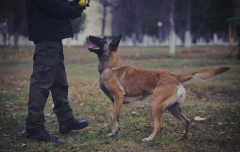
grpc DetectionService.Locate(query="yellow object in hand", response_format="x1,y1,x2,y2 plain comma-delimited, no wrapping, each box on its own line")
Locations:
78,0,85,7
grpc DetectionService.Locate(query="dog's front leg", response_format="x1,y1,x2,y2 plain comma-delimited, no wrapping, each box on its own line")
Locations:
107,95,123,137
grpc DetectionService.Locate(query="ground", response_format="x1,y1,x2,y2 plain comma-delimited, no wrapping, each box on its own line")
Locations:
0,46,239,152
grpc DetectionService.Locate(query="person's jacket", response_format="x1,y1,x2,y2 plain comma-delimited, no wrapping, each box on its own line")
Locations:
26,0,77,41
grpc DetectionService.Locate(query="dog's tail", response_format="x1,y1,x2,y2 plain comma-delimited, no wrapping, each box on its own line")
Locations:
178,67,230,83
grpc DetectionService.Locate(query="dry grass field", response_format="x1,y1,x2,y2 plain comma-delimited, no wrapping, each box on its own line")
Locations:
0,45,239,151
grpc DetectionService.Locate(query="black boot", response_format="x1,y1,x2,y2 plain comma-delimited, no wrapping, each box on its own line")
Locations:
59,117,88,134
26,129,59,141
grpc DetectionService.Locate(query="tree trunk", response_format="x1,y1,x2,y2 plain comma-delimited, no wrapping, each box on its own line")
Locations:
137,23,143,43
14,32,19,48
158,27,162,45
169,28,175,54
131,33,137,46
67,38,71,48
23,36,27,46
238,37,240,60
101,5,107,37
213,33,218,44
184,31,191,47
8,34,11,46
144,24,149,46
184,0,191,48
169,0,175,54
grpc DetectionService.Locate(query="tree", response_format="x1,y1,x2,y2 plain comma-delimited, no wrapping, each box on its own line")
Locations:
111,0,163,46
111,0,236,46
100,0,111,37
169,0,175,54
203,0,235,33
184,0,191,47
0,0,27,48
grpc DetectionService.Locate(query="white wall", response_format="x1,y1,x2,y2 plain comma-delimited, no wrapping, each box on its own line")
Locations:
63,0,112,46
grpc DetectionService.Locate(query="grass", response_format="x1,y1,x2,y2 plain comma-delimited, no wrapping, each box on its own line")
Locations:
0,45,240,151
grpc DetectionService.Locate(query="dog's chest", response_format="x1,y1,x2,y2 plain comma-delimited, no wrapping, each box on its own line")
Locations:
99,69,111,87
99,69,114,101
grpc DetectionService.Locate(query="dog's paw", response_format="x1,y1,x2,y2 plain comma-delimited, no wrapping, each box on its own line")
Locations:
107,127,120,137
107,133,116,137
181,131,187,137
141,138,152,142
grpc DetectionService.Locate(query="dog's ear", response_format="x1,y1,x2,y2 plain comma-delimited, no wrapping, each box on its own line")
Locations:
110,34,122,51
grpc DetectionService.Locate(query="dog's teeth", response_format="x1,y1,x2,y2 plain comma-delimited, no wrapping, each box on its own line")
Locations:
89,45,99,49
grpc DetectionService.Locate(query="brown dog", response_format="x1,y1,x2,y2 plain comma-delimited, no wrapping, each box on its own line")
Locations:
88,35,230,142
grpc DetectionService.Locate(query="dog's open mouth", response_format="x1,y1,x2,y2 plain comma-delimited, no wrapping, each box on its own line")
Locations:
88,35,102,52
88,45,99,52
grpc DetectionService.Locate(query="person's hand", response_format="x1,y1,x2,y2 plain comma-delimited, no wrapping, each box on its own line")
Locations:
69,0,90,7
70,6,86,20
69,0,80,6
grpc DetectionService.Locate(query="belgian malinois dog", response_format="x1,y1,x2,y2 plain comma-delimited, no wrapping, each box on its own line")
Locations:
88,35,230,142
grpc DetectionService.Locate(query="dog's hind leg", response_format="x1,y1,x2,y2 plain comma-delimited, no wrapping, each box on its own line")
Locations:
142,84,177,142
167,103,190,137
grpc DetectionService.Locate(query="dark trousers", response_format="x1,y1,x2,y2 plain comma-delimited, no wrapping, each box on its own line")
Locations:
26,41,73,132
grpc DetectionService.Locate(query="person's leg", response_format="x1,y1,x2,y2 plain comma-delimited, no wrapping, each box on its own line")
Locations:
49,41,88,133
26,41,64,134
50,41,73,122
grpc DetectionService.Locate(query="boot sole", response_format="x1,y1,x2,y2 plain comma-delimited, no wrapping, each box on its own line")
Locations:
26,135,59,142
59,123,88,134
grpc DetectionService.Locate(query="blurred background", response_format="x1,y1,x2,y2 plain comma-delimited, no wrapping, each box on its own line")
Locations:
0,0,240,49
